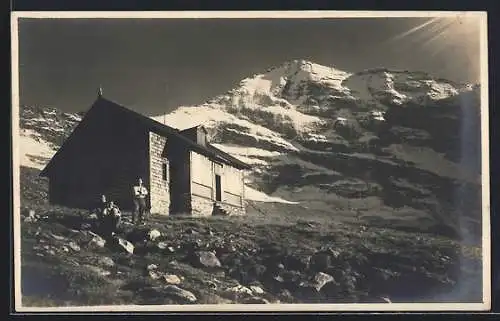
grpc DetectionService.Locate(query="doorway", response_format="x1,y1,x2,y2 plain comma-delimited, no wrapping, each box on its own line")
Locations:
215,174,222,202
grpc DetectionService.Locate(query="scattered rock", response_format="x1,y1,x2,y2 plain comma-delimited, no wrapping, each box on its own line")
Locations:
278,289,294,302
193,251,221,268
24,210,37,222
273,275,285,283
164,285,197,303
243,297,270,304
167,246,176,253
227,285,253,295
89,235,106,248
163,274,182,285
61,246,69,253
148,229,161,241
97,256,115,268
88,213,99,220
205,280,218,290
80,223,92,230
312,272,335,291
147,264,158,271
157,242,168,250
50,233,66,241
68,242,81,251
185,228,200,235
115,237,134,254
24,216,37,223
148,271,162,280
249,285,265,294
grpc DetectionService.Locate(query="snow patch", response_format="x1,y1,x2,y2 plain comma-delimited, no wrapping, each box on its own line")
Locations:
19,129,56,170
245,186,299,204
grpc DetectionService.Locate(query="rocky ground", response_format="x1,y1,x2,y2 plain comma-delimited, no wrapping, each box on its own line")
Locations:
19,170,483,307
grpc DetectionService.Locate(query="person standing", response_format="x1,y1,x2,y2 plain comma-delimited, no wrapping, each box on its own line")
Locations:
132,177,148,225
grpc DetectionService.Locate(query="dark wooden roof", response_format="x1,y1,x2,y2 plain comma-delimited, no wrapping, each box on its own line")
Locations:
40,96,251,175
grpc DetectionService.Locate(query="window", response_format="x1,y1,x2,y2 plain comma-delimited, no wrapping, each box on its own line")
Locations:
162,160,168,181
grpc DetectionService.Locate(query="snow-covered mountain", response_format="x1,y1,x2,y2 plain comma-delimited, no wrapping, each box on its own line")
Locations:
18,59,482,239
18,105,83,170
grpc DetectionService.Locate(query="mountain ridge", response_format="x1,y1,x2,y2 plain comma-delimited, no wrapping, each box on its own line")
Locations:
18,60,482,240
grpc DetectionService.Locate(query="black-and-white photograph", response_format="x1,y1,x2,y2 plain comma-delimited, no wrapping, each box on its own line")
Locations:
11,11,490,312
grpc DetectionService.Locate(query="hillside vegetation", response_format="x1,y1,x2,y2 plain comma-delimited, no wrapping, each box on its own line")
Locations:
20,166,482,306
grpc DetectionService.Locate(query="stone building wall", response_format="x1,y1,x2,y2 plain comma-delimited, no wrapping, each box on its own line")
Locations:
149,132,170,215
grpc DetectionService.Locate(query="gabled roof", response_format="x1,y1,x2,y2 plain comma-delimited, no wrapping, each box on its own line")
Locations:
40,96,251,175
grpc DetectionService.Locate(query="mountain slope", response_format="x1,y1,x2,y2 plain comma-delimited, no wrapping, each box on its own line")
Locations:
153,60,482,240
18,59,482,240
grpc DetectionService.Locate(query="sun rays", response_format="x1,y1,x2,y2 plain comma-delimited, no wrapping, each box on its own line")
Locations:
379,14,482,80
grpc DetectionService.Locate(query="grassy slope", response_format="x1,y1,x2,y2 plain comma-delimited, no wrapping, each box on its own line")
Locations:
18,166,483,307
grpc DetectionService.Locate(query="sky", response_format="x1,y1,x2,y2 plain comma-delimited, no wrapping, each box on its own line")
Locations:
17,15,483,117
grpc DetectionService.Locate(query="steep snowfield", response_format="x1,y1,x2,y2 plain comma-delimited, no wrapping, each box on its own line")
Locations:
343,69,462,107
153,105,300,152
18,129,57,170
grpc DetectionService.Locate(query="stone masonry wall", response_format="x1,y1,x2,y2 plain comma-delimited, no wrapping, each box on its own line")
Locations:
191,195,214,217
149,132,170,215
191,194,246,217
218,202,246,216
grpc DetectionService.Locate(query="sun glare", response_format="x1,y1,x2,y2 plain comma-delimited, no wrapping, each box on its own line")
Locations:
386,14,481,59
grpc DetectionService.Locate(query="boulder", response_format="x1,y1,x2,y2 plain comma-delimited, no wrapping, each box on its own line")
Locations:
88,234,106,248
68,241,81,252
147,264,158,271
163,274,182,285
226,285,253,295
249,285,265,295
193,251,221,268
163,285,197,303
157,241,168,250
148,229,161,241
312,272,335,291
111,237,134,254
148,271,162,280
